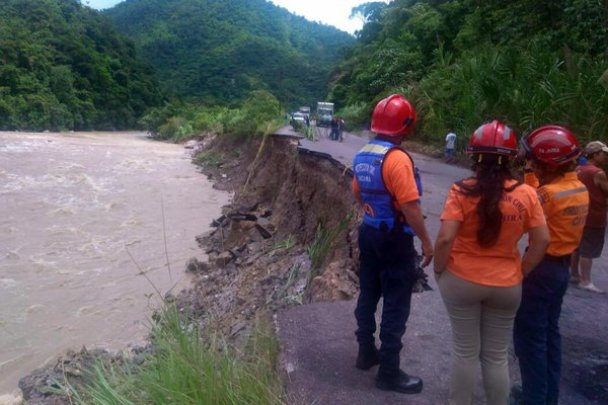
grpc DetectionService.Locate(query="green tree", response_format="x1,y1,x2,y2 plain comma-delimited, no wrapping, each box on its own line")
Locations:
0,0,162,131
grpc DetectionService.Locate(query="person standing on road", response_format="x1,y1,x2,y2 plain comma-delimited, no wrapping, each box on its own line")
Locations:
339,117,346,142
570,141,608,293
352,94,434,394
433,120,549,405
515,126,589,404
445,130,457,162
330,116,340,140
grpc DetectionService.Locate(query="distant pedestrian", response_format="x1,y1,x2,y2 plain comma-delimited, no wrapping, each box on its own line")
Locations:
445,130,457,162
570,141,608,293
434,120,549,405
338,117,345,142
330,116,340,140
515,126,589,404
352,94,433,394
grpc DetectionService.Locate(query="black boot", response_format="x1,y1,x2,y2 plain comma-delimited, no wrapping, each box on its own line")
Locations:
375,369,423,394
355,345,379,370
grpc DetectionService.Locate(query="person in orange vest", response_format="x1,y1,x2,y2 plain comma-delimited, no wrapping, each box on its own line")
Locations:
434,120,549,405
570,141,608,293
352,94,433,394
514,126,589,404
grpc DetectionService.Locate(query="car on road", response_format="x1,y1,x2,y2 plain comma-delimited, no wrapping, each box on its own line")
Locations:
290,112,307,128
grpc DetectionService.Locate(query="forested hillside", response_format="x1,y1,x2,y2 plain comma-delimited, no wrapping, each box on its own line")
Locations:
0,0,162,131
104,0,355,108
332,0,608,145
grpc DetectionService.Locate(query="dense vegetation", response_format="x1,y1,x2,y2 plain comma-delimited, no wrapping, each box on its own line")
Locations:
0,0,162,131
105,0,355,109
141,90,284,141
332,0,608,145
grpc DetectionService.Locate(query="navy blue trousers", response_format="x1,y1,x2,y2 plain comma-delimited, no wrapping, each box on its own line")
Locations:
514,256,570,405
354,224,416,377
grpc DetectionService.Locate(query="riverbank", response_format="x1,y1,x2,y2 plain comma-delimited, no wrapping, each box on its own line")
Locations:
0,131,229,404
17,129,361,403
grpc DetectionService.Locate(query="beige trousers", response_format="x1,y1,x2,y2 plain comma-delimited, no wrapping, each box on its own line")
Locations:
437,271,522,405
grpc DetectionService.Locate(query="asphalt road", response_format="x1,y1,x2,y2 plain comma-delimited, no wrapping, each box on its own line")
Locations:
276,126,608,404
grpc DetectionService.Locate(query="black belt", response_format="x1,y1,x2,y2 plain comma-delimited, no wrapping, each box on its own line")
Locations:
545,254,571,263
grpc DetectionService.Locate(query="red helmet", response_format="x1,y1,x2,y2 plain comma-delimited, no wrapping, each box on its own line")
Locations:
521,125,581,167
467,120,518,157
370,94,416,136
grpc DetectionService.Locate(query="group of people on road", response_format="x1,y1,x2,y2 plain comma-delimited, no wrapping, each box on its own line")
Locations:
352,94,607,404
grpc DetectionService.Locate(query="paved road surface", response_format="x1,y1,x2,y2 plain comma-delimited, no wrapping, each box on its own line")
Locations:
275,126,608,404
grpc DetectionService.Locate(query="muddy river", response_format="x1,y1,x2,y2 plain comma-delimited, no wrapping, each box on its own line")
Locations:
0,131,229,401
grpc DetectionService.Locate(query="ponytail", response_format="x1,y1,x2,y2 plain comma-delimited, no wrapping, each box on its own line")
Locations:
456,155,519,247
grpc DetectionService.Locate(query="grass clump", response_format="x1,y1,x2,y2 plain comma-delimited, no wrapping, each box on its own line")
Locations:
194,151,224,168
307,214,352,274
74,305,284,405
269,235,296,257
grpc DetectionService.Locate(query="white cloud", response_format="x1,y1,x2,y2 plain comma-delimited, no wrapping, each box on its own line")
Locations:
84,0,384,34
82,0,121,10
270,0,378,34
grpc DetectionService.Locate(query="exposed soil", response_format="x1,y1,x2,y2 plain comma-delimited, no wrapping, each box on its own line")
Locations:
181,133,361,333
18,132,361,404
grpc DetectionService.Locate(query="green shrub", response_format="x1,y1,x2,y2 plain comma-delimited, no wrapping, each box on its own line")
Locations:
158,116,190,140
194,151,224,168
141,90,283,142
73,305,284,405
335,102,370,132
229,90,283,138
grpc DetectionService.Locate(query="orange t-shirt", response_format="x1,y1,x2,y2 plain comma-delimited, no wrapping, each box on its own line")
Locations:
352,149,419,206
524,171,540,189
441,179,546,287
537,172,589,256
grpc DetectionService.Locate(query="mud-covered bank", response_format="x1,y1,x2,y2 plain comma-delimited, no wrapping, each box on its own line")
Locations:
176,133,362,337
19,132,361,404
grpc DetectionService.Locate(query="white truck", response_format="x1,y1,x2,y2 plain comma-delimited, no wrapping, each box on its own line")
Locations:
316,101,334,127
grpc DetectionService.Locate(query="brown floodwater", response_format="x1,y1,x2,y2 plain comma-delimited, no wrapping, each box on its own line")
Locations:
0,131,229,402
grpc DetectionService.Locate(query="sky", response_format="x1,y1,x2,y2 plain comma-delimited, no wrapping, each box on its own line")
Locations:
84,0,387,34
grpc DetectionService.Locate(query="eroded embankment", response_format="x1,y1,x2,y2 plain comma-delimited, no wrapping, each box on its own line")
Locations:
180,133,362,338
18,133,362,404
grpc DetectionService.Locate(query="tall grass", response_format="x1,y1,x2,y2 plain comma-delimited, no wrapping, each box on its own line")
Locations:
307,214,352,275
410,42,608,146
74,305,284,405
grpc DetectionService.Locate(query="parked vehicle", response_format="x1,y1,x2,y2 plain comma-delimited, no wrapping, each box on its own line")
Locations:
290,112,306,129
299,106,311,117
316,102,334,127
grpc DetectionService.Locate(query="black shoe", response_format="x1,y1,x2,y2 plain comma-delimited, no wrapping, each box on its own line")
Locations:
375,370,423,394
355,346,379,370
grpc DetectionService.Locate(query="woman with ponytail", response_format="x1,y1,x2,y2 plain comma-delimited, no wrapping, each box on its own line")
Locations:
433,121,550,405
